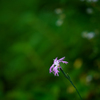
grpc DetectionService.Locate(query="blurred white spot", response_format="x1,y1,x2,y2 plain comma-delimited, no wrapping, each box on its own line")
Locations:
56,19,63,26
82,31,95,39
87,32,95,39
87,0,98,2
86,8,93,14
87,0,92,2
86,75,92,83
55,8,62,14
92,0,98,2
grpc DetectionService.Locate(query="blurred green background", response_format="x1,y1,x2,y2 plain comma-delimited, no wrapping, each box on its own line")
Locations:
0,0,100,100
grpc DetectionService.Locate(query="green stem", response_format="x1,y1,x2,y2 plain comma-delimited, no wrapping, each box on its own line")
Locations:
60,68,82,100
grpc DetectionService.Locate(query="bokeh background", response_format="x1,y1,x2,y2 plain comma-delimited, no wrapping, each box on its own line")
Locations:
0,0,100,100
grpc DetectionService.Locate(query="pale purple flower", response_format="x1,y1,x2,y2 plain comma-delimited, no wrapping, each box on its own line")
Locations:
49,57,68,76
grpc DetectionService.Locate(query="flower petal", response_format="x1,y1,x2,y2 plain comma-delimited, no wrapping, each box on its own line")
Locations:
53,66,59,76
53,57,58,63
49,64,54,73
61,61,68,64
59,57,65,62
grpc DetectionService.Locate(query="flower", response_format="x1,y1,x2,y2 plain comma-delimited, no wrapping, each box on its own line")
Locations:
82,31,95,39
49,57,68,76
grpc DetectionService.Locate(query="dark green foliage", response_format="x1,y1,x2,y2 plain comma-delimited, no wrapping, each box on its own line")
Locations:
0,0,100,100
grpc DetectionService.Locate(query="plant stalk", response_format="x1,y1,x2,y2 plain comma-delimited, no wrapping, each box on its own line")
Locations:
60,68,82,100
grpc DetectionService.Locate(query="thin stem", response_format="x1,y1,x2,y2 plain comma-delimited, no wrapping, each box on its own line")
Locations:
60,68,82,100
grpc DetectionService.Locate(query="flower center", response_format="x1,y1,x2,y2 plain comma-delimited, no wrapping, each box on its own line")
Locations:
54,60,59,67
